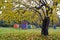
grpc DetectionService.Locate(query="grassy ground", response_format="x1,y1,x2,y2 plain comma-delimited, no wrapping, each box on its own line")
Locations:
0,27,60,40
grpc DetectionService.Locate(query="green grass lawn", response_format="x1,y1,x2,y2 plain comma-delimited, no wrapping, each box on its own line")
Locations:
0,27,60,40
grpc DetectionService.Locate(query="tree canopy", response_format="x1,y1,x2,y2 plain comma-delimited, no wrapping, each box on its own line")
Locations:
0,0,59,26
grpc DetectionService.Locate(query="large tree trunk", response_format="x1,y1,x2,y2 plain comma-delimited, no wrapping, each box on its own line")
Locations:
41,17,50,35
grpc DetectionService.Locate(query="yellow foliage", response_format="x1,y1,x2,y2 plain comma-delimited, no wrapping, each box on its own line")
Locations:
0,0,59,25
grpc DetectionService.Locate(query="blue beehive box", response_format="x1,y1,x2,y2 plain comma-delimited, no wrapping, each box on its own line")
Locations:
21,23,26,29
53,24,56,29
28,24,31,29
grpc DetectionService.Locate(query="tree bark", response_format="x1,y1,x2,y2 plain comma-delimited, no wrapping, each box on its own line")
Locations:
41,17,50,35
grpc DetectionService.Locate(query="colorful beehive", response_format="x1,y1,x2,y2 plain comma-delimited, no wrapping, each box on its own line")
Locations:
21,23,27,29
21,20,28,29
14,23,19,28
53,24,56,29
27,24,31,29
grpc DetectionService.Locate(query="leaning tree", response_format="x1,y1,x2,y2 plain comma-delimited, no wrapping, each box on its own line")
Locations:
12,0,58,35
